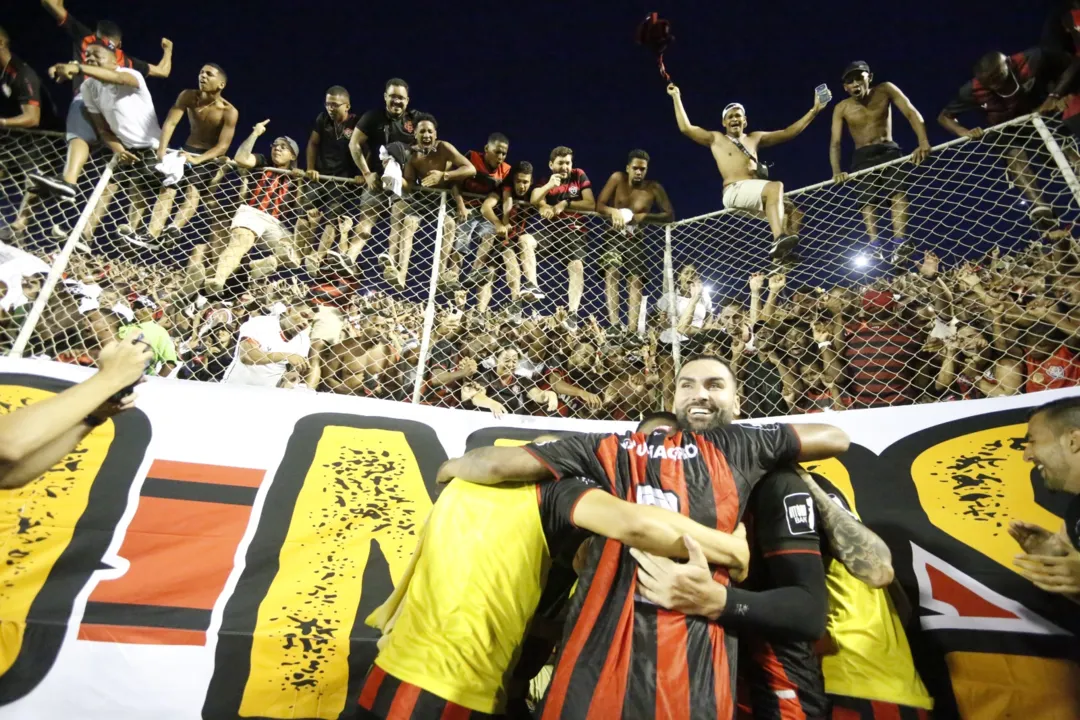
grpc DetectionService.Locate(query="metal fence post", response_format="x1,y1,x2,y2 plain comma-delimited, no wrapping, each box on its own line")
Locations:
9,160,116,358
411,191,446,404
1031,115,1080,208
663,224,680,375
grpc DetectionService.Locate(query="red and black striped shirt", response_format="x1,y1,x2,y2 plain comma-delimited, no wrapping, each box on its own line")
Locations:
248,153,293,220
460,150,511,206
842,320,917,409
524,424,802,720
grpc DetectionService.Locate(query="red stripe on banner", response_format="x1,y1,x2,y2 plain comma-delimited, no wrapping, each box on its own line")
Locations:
147,459,265,487
87,497,252,610
77,624,205,646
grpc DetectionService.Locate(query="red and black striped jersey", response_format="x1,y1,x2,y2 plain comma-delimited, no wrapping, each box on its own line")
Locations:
460,150,510,205
524,424,802,720
738,469,832,720
248,154,294,220
842,320,917,409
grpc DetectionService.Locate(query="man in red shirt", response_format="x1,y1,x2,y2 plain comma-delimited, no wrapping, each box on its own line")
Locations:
1025,325,1080,393
453,133,511,294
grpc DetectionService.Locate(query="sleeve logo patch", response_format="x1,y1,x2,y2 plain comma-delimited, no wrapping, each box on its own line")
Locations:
784,492,816,535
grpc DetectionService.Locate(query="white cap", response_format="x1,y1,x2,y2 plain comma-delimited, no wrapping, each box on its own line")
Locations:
723,103,746,119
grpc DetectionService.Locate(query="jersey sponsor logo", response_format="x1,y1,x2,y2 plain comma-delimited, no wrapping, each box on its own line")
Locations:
783,492,816,535
618,437,699,460
635,485,679,512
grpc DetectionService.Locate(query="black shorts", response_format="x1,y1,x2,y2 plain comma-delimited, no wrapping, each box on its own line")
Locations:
534,222,587,263
301,179,364,216
179,144,225,192
117,147,164,196
828,694,932,720
599,226,651,279
357,665,504,719
851,142,908,208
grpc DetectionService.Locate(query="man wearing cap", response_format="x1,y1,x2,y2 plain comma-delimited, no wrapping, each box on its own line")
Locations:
667,83,826,262
830,61,931,258
207,119,303,294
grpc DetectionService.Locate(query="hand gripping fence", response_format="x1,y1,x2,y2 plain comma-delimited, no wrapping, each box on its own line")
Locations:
2,112,1079,420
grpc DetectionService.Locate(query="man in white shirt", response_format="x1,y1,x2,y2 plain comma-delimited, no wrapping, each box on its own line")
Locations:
224,304,314,388
46,39,162,245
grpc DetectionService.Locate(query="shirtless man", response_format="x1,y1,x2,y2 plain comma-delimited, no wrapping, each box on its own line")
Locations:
402,113,475,289
668,83,826,262
596,149,673,335
830,61,931,257
143,64,238,248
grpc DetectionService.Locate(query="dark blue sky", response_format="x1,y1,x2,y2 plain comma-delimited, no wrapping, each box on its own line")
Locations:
3,1,1051,218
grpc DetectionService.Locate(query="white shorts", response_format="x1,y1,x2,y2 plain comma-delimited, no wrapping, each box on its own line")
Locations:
310,305,345,344
722,179,780,221
231,204,287,246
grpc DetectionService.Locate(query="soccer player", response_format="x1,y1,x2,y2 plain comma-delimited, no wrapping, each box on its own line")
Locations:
402,113,475,289
1012,396,1080,602
454,132,512,294
360,428,752,720
830,61,931,257
144,63,237,248
668,83,826,262
595,149,674,335
531,147,595,331
439,354,851,719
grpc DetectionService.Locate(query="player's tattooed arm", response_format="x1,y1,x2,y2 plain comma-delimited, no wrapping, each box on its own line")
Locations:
795,467,894,589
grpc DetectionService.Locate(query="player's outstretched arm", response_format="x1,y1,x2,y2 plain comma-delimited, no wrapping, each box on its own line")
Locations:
790,423,850,461
437,446,552,486
796,467,894,588
571,489,749,572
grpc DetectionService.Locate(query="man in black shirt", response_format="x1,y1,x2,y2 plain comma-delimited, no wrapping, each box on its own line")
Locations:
1012,396,1080,603
0,27,57,130
347,78,423,262
300,85,366,276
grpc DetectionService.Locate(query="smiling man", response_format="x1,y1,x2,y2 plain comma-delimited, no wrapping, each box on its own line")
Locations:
1011,396,1080,604
439,354,851,719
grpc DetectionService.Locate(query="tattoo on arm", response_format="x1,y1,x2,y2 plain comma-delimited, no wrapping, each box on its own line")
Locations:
800,472,894,588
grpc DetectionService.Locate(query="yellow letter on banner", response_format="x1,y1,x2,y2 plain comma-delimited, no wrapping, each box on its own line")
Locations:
0,386,115,677
238,426,434,719
910,424,1061,574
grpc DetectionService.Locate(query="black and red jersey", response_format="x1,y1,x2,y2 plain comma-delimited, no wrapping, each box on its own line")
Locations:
842,320,918,409
542,167,592,233
500,178,531,240
942,47,1067,125
0,55,59,129
58,11,151,94
460,150,511,204
738,469,836,720
524,424,802,720
248,153,294,220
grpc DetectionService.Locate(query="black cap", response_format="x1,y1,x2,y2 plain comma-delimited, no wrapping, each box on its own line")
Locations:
842,61,870,81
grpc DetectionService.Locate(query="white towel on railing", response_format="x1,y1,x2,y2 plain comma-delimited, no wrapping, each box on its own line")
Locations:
379,145,404,197
154,149,187,187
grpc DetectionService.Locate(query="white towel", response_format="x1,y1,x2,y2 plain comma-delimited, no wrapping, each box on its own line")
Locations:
154,149,187,187
379,146,404,197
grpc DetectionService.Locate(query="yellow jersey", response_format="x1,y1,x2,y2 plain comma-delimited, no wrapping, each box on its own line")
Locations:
368,477,592,714
819,482,933,710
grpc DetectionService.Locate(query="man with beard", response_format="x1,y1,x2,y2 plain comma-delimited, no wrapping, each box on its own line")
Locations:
359,427,753,720
830,61,931,258
403,113,475,288
144,63,237,248
596,149,674,336
668,84,826,262
348,78,423,270
438,354,850,719
1011,396,1080,603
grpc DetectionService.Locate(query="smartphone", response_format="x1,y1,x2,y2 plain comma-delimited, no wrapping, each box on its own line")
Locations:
815,84,833,105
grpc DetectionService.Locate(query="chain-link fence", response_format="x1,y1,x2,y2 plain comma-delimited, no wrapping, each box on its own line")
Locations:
2,113,1079,421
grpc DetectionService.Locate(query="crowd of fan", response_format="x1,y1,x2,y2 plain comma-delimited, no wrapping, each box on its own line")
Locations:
1,1,1080,421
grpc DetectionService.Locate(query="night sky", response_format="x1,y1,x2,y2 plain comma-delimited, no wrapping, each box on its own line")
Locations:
1,1,1052,219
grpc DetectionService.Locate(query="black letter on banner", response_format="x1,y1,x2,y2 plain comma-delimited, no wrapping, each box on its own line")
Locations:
203,413,445,720
0,373,150,705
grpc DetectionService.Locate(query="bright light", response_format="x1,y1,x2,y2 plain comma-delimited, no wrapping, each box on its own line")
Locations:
1020,199,1029,206
853,254,870,268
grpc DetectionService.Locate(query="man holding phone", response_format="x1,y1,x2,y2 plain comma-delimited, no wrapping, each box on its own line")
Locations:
830,61,932,260
668,84,828,263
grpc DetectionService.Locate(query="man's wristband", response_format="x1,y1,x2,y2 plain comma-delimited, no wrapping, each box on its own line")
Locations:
83,413,107,428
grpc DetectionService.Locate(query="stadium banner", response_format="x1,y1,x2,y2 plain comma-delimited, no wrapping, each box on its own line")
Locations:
0,358,1076,719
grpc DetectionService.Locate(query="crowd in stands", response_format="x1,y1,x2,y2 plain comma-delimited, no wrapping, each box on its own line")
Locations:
0,1,1079,422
